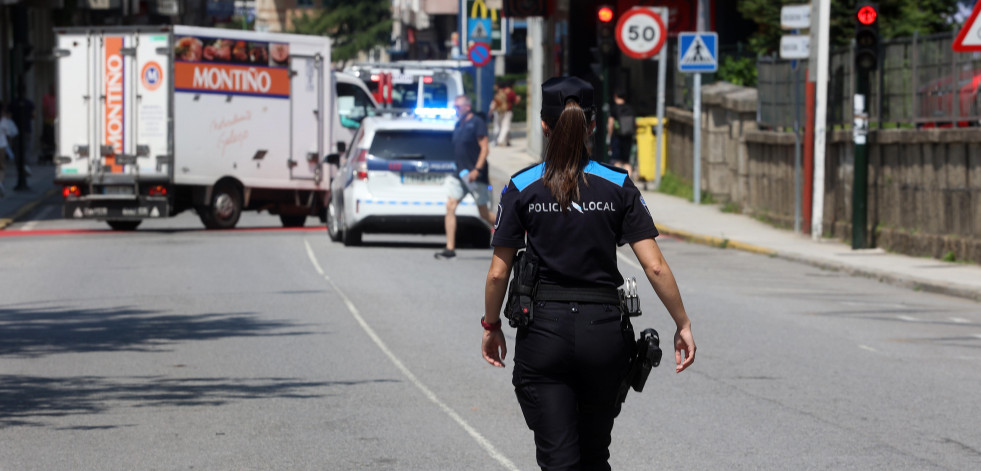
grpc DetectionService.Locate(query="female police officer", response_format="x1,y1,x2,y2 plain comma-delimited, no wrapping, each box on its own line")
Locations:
480,76,695,471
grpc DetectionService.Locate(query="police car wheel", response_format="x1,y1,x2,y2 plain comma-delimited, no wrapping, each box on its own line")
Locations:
107,220,142,231
464,228,492,248
342,226,362,246
327,199,342,242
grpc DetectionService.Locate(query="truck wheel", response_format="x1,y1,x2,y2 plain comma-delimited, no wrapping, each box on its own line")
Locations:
342,226,362,246
327,199,343,242
201,183,242,229
107,220,142,231
279,215,307,227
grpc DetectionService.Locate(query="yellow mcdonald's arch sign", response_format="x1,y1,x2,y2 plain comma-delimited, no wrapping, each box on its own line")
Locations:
470,0,498,21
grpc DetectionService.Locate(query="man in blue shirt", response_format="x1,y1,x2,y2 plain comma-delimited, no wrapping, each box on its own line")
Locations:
435,95,495,259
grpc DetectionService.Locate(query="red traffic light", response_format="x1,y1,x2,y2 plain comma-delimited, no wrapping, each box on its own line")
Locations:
598,6,614,23
857,5,877,25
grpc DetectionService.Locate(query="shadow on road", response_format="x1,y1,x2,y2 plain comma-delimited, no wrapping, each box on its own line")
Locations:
0,304,314,358
0,374,398,428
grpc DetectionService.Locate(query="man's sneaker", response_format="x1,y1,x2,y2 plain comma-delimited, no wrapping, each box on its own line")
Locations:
434,248,456,260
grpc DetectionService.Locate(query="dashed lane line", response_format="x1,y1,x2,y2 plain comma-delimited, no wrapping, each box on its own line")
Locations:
303,240,519,471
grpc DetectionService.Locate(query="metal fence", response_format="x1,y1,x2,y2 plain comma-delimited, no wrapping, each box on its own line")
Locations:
758,31,981,129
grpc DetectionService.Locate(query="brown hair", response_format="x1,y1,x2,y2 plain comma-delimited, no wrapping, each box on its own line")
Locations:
542,100,591,212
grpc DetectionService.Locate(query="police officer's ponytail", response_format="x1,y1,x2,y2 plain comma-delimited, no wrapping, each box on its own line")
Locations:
543,100,590,213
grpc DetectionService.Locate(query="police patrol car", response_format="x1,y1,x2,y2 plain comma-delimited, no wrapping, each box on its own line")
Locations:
326,110,492,246
345,60,466,110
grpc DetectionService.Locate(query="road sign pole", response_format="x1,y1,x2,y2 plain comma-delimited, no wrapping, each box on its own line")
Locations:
793,58,802,234
655,28,667,189
693,71,701,204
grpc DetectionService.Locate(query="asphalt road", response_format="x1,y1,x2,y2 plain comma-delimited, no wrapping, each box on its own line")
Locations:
2,209,980,470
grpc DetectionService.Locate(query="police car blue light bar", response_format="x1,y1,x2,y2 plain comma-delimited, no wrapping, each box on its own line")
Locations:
414,107,457,120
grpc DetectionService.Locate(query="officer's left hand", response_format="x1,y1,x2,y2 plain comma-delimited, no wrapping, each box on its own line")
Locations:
482,330,507,368
468,169,480,183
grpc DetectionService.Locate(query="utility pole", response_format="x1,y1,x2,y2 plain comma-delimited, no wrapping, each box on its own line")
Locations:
811,0,831,240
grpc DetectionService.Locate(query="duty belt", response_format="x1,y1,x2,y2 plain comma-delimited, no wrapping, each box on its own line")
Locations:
534,285,621,304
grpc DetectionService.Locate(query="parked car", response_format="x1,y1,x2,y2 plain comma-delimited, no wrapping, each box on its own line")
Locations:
325,113,492,247
916,68,981,127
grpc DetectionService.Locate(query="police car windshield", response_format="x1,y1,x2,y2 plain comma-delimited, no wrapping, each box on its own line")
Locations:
369,130,454,161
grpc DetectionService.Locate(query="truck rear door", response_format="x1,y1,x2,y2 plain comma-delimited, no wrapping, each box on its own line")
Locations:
56,29,171,200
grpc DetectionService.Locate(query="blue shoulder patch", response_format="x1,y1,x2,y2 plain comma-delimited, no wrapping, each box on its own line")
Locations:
511,163,546,191
584,160,627,187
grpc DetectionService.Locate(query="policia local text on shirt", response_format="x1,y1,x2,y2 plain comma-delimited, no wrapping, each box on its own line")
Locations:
480,77,696,471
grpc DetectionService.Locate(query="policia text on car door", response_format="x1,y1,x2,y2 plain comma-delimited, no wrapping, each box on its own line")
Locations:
480,76,696,471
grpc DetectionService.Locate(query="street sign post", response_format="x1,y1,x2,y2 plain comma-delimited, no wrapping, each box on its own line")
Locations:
468,42,492,67
678,32,717,204
953,0,981,52
780,4,811,235
614,8,667,60
780,4,811,30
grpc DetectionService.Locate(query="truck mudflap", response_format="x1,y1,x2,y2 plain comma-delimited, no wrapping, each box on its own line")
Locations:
64,197,169,220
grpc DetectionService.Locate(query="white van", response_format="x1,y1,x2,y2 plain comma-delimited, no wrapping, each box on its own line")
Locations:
54,25,377,230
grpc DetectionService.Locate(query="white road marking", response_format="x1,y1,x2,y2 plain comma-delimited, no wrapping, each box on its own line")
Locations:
949,317,970,324
20,204,57,231
973,334,981,340
897,315,918,322
617,250,642,271
859,345,878,353
303,239,519,471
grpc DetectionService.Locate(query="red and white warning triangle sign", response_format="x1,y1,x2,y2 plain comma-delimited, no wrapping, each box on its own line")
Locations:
953,1,981,52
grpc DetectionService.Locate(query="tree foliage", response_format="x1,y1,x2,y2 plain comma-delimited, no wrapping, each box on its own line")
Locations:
738,0,959,56
291,0,393,66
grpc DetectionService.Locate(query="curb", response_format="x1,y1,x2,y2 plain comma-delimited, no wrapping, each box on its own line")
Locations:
658,223,981,303
655,224,777,256
0,187,59,230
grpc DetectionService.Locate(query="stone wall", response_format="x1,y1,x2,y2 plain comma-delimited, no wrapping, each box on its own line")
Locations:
664,82,981,264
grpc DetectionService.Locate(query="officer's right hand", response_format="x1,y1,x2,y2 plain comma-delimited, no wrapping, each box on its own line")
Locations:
674,326,695,373
482,330,508,368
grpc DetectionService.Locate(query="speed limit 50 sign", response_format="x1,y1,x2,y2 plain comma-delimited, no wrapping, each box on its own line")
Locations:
615,8,667,60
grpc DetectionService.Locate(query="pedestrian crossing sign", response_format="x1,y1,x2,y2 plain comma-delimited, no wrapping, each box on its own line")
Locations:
678,32,718,73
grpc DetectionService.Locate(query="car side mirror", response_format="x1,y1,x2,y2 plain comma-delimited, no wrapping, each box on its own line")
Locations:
324,153,341,165
337,141,347,154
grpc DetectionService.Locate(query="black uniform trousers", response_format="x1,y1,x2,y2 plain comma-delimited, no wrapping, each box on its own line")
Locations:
512,300,633,471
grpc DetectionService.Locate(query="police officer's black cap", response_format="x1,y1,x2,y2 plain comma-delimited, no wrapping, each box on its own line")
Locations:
541,76,594,122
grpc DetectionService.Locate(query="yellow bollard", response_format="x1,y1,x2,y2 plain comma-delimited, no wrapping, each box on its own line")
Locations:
634,116,668,182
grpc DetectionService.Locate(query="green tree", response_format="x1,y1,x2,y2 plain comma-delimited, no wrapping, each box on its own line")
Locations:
291,0,393,66
738,0,958,56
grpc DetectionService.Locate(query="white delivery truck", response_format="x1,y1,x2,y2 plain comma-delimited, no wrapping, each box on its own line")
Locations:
54,25,377,230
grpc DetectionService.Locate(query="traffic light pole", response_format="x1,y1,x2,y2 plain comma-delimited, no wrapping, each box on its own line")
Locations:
852,67,870,249
599,59,609,163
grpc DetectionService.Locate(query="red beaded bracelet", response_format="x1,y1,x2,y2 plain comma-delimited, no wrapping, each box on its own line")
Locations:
481,316,502,331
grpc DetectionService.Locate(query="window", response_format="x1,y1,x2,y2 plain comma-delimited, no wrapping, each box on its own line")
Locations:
296,0,318,8
368,130,454,161
337,82,375,128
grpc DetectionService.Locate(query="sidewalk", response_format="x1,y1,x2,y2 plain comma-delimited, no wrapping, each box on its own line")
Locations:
0,162,59,230
488,135,981,303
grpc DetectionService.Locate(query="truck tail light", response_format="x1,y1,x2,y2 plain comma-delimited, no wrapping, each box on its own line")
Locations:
62,185,82,198
423,76,433,84
148,185,168,196
355,149,368,180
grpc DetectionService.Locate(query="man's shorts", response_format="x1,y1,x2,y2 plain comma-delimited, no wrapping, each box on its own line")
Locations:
445,175,491,206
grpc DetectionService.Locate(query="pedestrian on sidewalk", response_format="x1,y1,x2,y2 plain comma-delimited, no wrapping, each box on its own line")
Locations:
435,95,496,260
607,88,636,180
0,102,20,197
10,83,36,177
481,76,695,470
490,80,520,147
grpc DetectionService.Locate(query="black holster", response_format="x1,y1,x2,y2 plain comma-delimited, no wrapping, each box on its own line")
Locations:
615,328,663,408
503,250,539,328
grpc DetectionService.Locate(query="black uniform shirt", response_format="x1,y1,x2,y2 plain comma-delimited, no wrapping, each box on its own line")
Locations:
452,114,489,183
492,160,659,288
